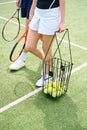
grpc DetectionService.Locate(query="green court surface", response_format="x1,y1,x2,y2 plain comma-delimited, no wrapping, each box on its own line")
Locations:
0,0,87,130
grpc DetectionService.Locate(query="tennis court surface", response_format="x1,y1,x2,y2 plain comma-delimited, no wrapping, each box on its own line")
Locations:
0,0,87,130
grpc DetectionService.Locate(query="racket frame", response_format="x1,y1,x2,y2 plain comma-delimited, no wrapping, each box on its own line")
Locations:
2,9,20,42
10,28,28,62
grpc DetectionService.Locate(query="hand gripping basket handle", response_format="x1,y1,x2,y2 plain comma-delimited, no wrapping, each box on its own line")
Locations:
44,28,73,65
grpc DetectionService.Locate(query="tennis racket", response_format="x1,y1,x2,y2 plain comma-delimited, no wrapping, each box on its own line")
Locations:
2,8,20,42
9,28,28,62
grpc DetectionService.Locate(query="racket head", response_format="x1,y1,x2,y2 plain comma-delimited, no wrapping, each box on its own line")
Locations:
2,9,20,42
10,28,28,62
10,41,25,62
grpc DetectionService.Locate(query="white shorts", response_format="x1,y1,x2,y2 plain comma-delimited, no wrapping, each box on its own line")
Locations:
29,7,61,35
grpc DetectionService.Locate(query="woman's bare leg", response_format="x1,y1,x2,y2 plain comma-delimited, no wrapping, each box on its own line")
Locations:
24,29,45,61
35,34,54,87
42,34,54,74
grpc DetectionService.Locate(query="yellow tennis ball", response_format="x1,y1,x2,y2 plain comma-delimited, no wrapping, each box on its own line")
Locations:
52,87,57,97
53,82,57,88
57,91,61,97
58,81,61,86
52,87,56,92
43,88,48,94
52,91,57,98
43,83,48,94
63,85,67,91
47,86,52,95
48,81,53,87
58,86,61,91
57,81,61,90
45,83,49,88
61,87,65,95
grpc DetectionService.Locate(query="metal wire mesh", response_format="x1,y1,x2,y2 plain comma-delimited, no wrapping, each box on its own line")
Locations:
42,29,73,98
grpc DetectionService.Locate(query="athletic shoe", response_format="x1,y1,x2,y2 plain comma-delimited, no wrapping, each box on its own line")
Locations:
9,60,25,70
35,74,50,87
41,63,45,75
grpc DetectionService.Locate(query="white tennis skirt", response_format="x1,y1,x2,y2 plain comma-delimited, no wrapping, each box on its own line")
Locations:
29,7,61,35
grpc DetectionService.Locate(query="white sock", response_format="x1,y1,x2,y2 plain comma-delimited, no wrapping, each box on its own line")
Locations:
18,51,26,62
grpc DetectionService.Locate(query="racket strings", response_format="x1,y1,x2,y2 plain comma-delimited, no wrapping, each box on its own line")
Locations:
10,28,28,62
2,9,20,42
10,37,26,62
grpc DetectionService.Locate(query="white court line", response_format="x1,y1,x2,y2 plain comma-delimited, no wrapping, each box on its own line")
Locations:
0,1,15,5
0,88,42,113
63,39,87,51
0,62,87,113
71,62,87,74
0,16,25,27
57,37,87,51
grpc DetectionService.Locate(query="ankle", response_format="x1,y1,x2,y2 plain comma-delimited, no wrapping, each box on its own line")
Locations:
18,51,26,61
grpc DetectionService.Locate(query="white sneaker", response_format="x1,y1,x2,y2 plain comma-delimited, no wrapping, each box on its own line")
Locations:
35,74,51,87
9,60,25,70
41,63,45,75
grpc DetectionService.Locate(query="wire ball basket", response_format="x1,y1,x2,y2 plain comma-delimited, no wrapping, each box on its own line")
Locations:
42,29,73,98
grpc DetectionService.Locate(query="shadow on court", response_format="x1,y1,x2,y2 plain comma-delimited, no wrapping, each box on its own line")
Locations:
8,62,42,97
33,93,87,130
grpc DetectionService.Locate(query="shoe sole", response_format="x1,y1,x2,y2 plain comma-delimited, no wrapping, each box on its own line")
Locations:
9,64,25,70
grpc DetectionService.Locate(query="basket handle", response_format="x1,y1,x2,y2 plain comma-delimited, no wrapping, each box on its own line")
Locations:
43,28,73,65
54,28,73,64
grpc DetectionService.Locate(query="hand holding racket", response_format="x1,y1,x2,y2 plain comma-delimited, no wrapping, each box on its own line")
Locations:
9,28,28,62
2,8,20,42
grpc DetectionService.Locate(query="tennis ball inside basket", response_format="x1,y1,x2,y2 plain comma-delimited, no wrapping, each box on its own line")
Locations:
52,88,57,98
57,90,61,97
47,86,52,95
57,81,61,90
52,90,57,98
47,81,53,94
48,81,53,87
43,88,48,94
52,92,56,98
53,82,57,88
61,87,65,95
63,85,67,91
43,84,48,94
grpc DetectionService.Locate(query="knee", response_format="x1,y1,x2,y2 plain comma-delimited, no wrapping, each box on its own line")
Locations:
42,44,51,54
24,44,36,53
42,44,52,59
42,44,47,54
